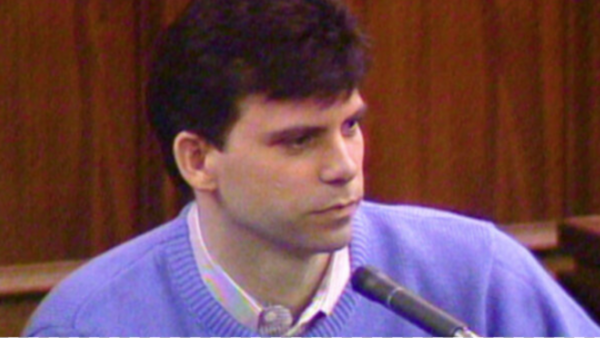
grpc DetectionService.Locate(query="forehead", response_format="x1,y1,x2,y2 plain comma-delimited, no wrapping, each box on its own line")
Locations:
234,90,366,132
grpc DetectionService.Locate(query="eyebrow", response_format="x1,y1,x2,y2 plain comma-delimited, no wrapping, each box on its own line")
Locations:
264,104,368,144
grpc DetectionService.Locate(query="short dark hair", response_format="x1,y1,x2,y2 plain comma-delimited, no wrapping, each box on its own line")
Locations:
146,0,369,194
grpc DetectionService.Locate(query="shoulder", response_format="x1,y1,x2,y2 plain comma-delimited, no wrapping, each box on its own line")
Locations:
356,201,497,248
24,212,190,336
351,201,600,336
482,227,600,335
354,201,547,268
358,200,492,226
351,201,552,294
352,201,505,285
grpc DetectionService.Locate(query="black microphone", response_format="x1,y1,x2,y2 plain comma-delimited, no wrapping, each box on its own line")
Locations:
351,265,479,337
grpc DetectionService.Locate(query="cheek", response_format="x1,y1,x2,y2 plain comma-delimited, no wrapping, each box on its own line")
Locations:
270,165,315,197
264,158,316,195
219,154,308,201
221,155,270,192
351,133,366,167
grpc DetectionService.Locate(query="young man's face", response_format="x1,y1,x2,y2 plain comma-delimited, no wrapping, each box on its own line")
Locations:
208,90,366,255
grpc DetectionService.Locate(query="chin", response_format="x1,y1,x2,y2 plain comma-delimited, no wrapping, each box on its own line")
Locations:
300,226,353,254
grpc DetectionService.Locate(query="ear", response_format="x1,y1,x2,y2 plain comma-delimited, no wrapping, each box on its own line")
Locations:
173,131,219,192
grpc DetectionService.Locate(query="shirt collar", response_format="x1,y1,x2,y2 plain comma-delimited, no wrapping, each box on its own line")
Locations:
187,203,350,335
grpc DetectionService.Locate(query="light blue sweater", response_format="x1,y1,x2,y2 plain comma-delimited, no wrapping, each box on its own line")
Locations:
24,202,600,336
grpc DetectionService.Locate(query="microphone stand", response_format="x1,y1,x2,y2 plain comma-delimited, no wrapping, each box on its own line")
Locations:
352,265,480,337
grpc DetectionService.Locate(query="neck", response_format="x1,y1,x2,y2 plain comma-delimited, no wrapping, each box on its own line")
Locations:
195,198,332,318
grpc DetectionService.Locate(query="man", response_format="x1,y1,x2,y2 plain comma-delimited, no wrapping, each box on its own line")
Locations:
24,0,600,336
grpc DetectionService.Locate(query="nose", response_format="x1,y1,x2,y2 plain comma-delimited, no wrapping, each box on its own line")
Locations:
319,135,362,185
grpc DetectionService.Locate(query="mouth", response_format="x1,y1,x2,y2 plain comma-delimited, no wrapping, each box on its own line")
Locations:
313,199,361,215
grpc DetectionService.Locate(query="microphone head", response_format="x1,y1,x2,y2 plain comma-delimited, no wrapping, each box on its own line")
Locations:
351,265,400,304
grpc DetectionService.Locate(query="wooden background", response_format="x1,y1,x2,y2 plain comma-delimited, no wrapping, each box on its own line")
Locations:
361,0,600,222
0,0,598,335
0,0,598,265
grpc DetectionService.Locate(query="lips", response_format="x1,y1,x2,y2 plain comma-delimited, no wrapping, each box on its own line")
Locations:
313,199,361,214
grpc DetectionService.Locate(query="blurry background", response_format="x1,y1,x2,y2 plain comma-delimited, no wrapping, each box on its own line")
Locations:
0,0,598,334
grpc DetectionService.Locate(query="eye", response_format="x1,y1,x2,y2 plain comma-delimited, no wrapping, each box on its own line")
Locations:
342,117,362,136
286,134,315,149
279,133,317,154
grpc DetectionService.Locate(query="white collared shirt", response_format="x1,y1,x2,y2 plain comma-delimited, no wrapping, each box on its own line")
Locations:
187,204,350,336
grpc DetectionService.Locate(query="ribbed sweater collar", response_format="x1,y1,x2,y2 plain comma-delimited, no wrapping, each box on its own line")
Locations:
165,205,372,337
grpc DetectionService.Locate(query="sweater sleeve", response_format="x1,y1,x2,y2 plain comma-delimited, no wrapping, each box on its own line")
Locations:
484,229,600,337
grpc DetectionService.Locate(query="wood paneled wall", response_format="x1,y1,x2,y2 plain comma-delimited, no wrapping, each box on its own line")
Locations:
565,0,600,217
0,0,598,267
360,0,600,222
0,0,186,265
